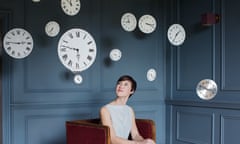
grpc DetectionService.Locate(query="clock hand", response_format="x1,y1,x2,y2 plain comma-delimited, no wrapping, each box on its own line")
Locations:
173,31,181,41
145,23,154,28
6,41,26,45
61,45,79,52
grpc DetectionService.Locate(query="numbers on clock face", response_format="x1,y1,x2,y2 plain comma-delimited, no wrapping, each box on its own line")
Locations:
167,24,186,46
58,28,97,72
121,13,137,32
61,0,81,16
3,28,33,59
138,14,157,34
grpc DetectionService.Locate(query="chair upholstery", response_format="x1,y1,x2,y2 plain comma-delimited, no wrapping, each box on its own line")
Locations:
66,118,156,144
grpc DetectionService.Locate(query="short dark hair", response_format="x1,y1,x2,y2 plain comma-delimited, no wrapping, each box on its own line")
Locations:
117,75,137,98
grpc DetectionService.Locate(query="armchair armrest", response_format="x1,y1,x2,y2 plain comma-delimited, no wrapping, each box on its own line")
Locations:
136,119,156,141
66,119,110,144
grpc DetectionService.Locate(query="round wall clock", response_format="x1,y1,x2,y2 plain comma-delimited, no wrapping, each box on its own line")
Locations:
45,21,60,37
3,28,34,59
74,74,83,84
147,68,157,81
61,0,81,16
109,48,122,61
138,14,157,34
167,24,186,46
58,28,97,73
121,12,137,32
196,79,218,100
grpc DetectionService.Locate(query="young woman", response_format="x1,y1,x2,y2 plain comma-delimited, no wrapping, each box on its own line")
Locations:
100,75,156,144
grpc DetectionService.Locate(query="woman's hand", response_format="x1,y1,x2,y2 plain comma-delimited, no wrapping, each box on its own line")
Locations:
137,139,156,144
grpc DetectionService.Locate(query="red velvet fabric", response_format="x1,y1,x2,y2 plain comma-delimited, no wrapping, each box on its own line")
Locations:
66,118,155,144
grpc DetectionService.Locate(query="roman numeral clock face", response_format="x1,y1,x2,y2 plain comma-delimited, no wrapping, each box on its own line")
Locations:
57,28,97,72
3,28,33,59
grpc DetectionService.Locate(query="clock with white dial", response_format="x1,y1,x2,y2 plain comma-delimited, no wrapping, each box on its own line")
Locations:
58,28,97,73
196,79,218,100
167,24,186,46
109,48,122,61
147,68,157,81
74,74,83,84
45,21,60,37
138,14,157,34
61,0,81,16
3,28,34,59
121,12,137,32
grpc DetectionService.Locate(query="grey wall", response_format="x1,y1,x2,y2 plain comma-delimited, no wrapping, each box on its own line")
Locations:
167,0,240,144
1,0,166,144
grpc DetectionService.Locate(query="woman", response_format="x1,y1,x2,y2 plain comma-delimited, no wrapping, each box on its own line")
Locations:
100,75,156,144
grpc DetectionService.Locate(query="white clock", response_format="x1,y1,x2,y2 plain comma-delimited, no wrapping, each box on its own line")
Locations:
167,24,186,46
109,48,122,61
138,14,157,34
3,28,34,59
147,68,157,81
74,74,83,84
45,21,60,37
58,28,97,72
121,12,137,32
196,79,218,100
61,0,81,16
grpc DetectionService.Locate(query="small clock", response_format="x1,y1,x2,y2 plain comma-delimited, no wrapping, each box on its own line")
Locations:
58,28,97,73
74,74,83,84
61,0,81,16
45,21,60,37
109,48,122,61
167,24,186,46
121,12,137,32
3,28,34,59
196,79,218,100
138,14,157,34
147,68,157,81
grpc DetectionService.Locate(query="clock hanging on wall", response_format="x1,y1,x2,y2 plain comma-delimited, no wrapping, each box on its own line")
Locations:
196,79,218,100
58,28,97,84
61,0,81,16
3,28,34,59
138,14,157,34
121,12,137,32
167,24,186,46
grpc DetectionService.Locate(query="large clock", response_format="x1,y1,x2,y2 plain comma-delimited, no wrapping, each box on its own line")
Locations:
58,28,97,73
3,28,34,59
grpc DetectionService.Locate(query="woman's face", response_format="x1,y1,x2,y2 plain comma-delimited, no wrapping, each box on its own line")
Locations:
116,80,133,97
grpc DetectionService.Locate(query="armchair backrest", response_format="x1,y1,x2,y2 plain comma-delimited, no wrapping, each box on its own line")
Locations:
66,118,156,144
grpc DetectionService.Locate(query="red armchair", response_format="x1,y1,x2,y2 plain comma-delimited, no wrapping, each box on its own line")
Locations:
66,118,156,144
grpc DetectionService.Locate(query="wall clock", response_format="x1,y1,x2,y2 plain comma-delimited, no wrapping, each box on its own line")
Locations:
167,24,186,46
45,21,60,37
147,68,157,81
61,0,81,16
58,28,97,73
138,14,157,34
196,79,218,100
121,12,137,32
3,28,34,59
74,74,83,84
109,48,122,61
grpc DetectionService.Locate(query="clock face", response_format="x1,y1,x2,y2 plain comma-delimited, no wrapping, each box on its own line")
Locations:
196,79,218,100
109,49,122,61
3,28,34,59
138,14,157,34
167,24,186,46
45,21,60,37
147,68,157,81
58,28,97,72
121,12,137,32
61,0,81,16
